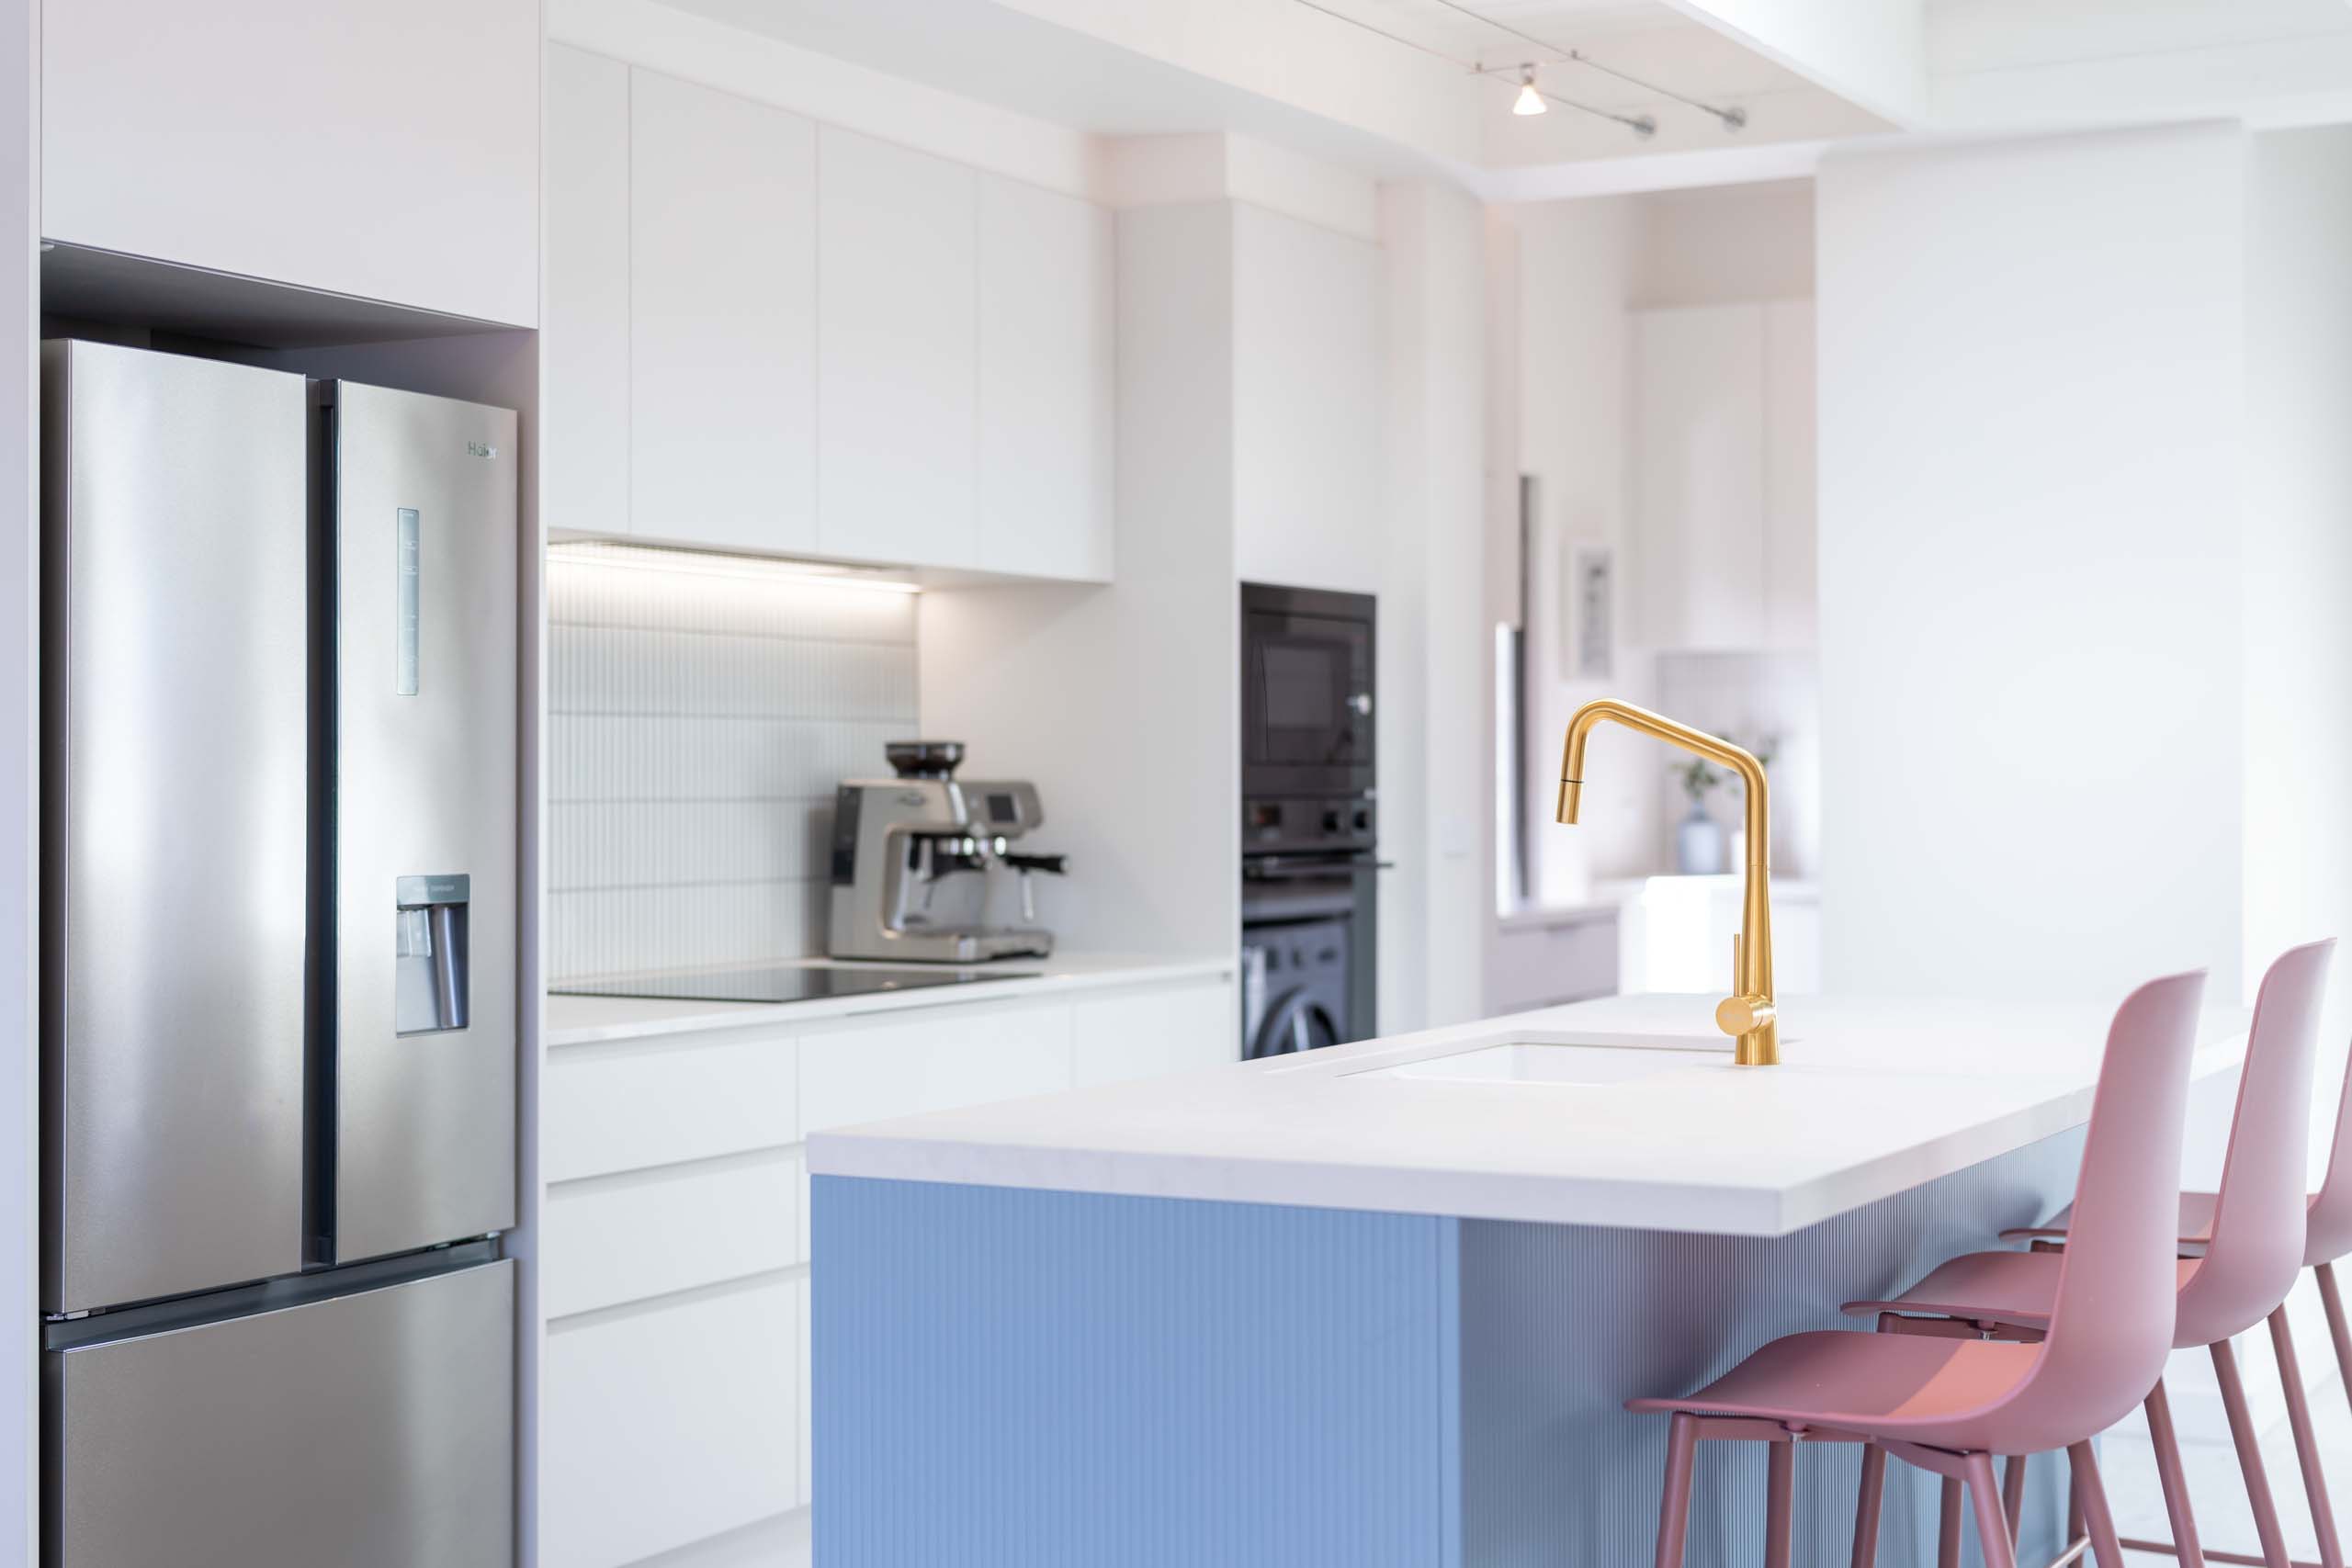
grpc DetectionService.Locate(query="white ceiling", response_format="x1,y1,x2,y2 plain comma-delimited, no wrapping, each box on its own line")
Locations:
653,0,2352,197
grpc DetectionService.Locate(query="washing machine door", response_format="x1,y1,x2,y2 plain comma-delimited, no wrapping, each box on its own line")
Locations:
1248,990,1341,1060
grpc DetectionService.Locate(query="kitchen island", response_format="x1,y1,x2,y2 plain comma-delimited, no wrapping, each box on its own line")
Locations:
808,993,2249,1567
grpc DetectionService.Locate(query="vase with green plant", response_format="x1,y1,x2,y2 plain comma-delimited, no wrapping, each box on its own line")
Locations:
1672,755,1725,874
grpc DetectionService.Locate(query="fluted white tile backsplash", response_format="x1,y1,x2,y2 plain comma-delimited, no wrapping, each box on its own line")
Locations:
548,549,919,981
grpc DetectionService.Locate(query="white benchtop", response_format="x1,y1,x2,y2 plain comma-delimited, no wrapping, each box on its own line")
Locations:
544,953,1235,1047
807,991,2250,1236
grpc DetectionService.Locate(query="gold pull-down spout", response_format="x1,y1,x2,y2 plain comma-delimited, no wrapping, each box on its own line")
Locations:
1556,697,1778,1066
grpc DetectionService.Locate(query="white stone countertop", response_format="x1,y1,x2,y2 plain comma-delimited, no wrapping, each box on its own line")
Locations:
544,952,1236,1047
807,990,2248,1236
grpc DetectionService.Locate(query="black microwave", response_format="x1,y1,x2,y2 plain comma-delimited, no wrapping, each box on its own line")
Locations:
1240,582,1374,801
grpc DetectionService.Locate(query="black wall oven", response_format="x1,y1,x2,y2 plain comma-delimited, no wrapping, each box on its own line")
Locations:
1240,582,1377,1056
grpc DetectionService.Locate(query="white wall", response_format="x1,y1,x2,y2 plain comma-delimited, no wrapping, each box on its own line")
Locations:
2244,126,2352,1100
1511,196,1660,899
1377,180,1486,1032
1815,123,2247,1006
1504,181,1820,915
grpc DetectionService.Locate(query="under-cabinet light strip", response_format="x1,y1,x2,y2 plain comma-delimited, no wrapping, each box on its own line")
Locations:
546,538,922,594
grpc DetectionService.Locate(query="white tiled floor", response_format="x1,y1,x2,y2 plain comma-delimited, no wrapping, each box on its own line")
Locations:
2105,1371,2352,1562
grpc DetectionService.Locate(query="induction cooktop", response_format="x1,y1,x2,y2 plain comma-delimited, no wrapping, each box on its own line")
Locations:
552,964,1019,1006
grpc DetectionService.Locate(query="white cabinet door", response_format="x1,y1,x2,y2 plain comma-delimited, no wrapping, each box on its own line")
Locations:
1763,299,1818,649
1072,979,1237,1086
543,1280,799,1568
543,1152,800,1319
818,128,978,569
978,175,1114,581
42,0,538,324
544,46,632,540
543,1031,797,1183
1230,205,1381,594
631,71,817,553
799,1000,1073,1133
1632,304,1768,650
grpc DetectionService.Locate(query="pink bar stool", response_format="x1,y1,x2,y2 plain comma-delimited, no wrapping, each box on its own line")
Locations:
2009,967,2352,1560
1849,940,2335,1568
1627,970,2208,1568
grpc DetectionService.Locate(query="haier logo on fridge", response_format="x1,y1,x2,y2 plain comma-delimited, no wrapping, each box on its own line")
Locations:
467,441,499,459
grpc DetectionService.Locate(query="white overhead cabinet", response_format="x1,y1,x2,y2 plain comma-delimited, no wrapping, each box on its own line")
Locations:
42,0,539,325
630,70,819,554
817,130,979,569
1231,204,1381,595
978,175,1116,581
543,46,632,541
1630,300,1817,651
537,63,1114,578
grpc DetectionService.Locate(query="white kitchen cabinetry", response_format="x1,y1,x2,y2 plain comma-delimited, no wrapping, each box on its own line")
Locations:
1630,301,1816,651
818,129,979,569
1230,205,1381,595
544,46,632,540
1073,979,1238,1086
538,64,1116,579
540,971,1233,1568
543,1279,801,1568
41,0,538,325
630,70,818,553
978,175,1115,581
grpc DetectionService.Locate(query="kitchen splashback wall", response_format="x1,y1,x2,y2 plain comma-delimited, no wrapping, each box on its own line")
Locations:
548,549,919,980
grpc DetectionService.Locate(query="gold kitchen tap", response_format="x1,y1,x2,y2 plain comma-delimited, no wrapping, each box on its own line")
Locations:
1556,698,1778,1066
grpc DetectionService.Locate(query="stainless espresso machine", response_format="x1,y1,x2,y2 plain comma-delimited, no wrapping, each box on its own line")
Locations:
828,740,1066,963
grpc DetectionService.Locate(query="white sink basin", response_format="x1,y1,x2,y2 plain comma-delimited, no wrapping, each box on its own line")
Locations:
1349,1037,1728,1086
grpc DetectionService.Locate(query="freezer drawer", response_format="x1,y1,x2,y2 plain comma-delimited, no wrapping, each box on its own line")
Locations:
330,381,518,1263
49,1258,514,1568
40,340,311,1314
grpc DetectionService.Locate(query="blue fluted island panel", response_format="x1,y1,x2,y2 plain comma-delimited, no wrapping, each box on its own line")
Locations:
818,1130,2081,1567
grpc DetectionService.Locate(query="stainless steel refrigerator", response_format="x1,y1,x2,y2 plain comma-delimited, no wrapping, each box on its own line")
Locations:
40,339,517,1567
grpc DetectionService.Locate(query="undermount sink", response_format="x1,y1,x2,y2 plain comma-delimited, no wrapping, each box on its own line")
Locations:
1348,1033,1730,1086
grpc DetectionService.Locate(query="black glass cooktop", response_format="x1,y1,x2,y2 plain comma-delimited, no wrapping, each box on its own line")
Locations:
553,964,1017,1006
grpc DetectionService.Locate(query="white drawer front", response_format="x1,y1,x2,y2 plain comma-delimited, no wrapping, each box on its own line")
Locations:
799,1001,1073,1134
544,1152,801,1320
543,1280,799,1568
1073,978,1237,1087
545,1032,796,1182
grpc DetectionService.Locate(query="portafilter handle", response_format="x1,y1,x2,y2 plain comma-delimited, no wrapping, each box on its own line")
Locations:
1002,852,1068,925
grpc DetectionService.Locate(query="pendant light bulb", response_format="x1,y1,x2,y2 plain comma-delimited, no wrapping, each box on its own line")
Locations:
1512,64,1546,116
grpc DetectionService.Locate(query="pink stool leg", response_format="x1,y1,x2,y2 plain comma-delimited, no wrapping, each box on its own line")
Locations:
2070,1440,2128,1568
1968,1451,2022,1568
2144,1376,2208,1568
1655,1413,1697,1568
2319,1262,2352,1416
2270,1306,2345,1568
1765,1439,1794,1568
1939,1476,1963,1568
2213,1337,2294,1568
2002,1454,2027,1544
1852,1442,1886,1568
